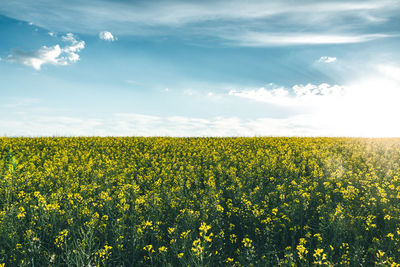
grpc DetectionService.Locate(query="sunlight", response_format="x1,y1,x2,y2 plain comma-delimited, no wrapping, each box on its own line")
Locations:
322,74,400,137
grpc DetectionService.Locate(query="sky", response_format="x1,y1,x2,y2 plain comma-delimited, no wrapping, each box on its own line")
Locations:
1,0,400,137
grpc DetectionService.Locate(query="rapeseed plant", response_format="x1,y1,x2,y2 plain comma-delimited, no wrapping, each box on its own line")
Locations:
0,137,400,265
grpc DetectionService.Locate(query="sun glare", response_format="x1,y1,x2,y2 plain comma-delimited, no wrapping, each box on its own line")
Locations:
330,75,400,137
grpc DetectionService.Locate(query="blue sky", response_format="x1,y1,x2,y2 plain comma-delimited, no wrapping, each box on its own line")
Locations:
1,0,400,136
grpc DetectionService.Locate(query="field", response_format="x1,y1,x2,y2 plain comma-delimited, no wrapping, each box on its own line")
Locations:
1,137,400,266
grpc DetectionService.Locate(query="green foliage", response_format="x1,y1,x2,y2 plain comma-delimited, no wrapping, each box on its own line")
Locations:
1,137,400,266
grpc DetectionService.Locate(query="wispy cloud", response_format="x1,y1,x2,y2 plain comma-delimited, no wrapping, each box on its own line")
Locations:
2,98,41,108
318,56,337,63
99,31,115,41
3,108,399,137
2,1,396,28
224,32,390,46
1,0,398,46
7,33,85,70
0,112,328,137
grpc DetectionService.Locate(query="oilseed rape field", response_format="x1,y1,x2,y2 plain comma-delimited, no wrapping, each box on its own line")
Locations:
1,137,400,266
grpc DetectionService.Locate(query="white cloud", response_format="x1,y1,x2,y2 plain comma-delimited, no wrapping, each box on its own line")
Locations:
9,45,63,70
229,87,291,105
292,83,343,97
227,70,400,137
7,33,85,70
318,56,337,63
229,83,344,106
99,31,115,41
225,32,389,46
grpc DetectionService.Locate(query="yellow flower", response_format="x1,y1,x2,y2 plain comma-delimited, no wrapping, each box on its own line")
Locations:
193,239,201,246
230,234,237,244
199,222,211,235
17,206,26,219
242,238,253,248
313,233,322,242
216,204,224,212
54,230,69,248
226,257,234,263
192,240,203,256
180,230,191,239
158,246,167,253
178,252,184,258
143,220,153,229
272,208,278,216
204,233,213,242
143,245,154,253
96,245,113,260
313,248,324,258
297,244,308,259
377,250,385,259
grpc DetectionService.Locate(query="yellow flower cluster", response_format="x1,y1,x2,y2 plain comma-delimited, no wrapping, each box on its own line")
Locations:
1,137,400,265
54,229,68,248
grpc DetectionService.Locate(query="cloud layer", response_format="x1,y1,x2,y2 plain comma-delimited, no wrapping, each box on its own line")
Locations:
3,64,400,138
1,0,398,46
7,33,85,70
0,112,332,137
229,83,344,107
